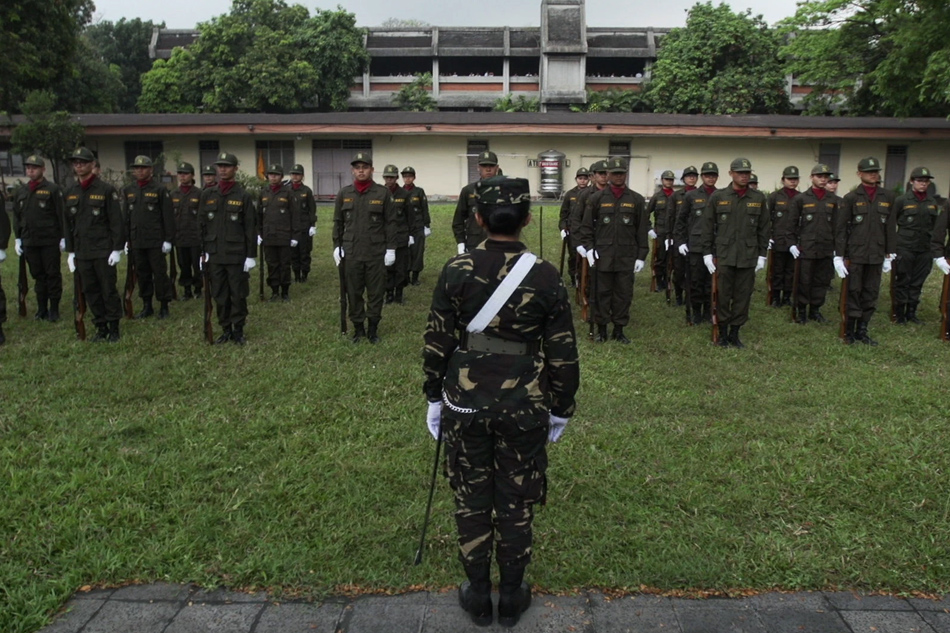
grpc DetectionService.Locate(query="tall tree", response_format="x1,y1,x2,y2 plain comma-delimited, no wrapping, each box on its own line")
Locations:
9,91,85,184
51,36,126,114
394,74,437,112
645,2,790,115
85,18,161,112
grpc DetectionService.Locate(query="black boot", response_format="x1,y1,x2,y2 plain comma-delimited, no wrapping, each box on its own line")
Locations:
0,325,5,345
497,565,531,628
232,326,246,345
795,304,807,325
691,303,703,325
780,291,791,307
367,319,380,344
107,320,120,343
281,285,290,302
293,270,301,283
300,272,308,283
729,325,744,349
269,287,280,302
675,288,684,306
351,322,366,343
842,318,856,344
895,303,907,325
194,286,202,299
34,297,49,321
214,327,232,344
47,301,60,322
594,324,608,343
856,320,878,346
458,563,492,627
394,287,404,304
410,271,420,286
701,304,711,324
135,298,154,319
907,302,923,324
770,292,781,308
183,287,194,300
716,324,730,347
808,305,827,323
91,324,109,342
158,301,170,320
385,289,394,304
612,326,630,344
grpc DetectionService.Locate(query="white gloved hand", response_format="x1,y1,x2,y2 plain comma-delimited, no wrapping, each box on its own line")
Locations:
162,241,172,254
882,259,892,274
586,249,598,268
200,253,208,270
384,249,396,266
665,238,673,250
768,238,774,251
548,414,569,443
703,254,716,274
457,243,466,255
576,245,588,258
124,242,129,254
426,400,442,440
308,226,316,237
935,257,950,275
14,239,22,256
333,247,344,266
290,239,298,247
648,229,658,240
833,256,848,279
409,236,415,246
67,253,76,273
257,235,263,246
633,259,645,274
678,243,689,257
560,229,568,240
789,244,801,259
108,250,122,266
59,238,66,252
755,256,767,272
424,226,431,237
0,249,6,263
243,257,256,272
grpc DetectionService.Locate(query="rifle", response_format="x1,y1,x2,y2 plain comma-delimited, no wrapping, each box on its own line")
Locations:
839,258,850,340
665,242,674,306
538,206,544,259
558,231,567,278
578,257,589,323
683,249,692,325
711,257,719,344
790,257,801,322
889,258,897,322
650,237,658,292
123,253,137,319
259,245,265,301
338,256,348,335
17,253,28,317
941,272,950,342
73,270,86,341
168,246,179,301
765,248,774,306
202,256,214,344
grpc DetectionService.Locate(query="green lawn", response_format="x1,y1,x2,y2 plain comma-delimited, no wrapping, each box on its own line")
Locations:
1,203,949,632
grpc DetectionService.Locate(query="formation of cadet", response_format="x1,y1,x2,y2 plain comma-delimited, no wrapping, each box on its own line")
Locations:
452,151,498,254
557,166,590,286
259,163,303,302
674,162,718,325
668,165,698,306
787,164,837,324
768,166,800,308
402,166,431,287
382,164,415,304
171,162,202,300
893,168,939,324
288,164,316,283
646,169,675,293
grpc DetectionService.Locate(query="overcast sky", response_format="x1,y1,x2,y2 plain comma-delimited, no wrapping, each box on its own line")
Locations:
89,0,803,30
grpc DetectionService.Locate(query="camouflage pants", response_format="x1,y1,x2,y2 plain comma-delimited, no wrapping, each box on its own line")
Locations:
442,408,548,569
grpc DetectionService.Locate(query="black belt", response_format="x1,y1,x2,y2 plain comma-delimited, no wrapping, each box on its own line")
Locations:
459,331,541,356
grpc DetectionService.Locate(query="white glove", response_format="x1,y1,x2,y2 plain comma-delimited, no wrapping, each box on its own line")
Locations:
14,239,22,256
576,245,588,258
200,253,208,270
308,226,316,237
768,238,774,251
882,259,892,274
548,414,569,443
0,249,6,263
833,256,848,279
290,239,298,247
560,229,568,240
162,241,172,254
665,238,673,250
243,257,256,272
755,256,767,272
59,238,66,252
384,249,396,266
67,253,76,273
633,259,645,274
703,254,716,274
426,401,442,440
424,226,432,237
678,244,689,257
333,247,344,266
124,242,129,254
789,245,800,259
257,235,263,246
648,229,657,240
457,243,466,255
409,236,415,246
108,250,122,266
586,249,598,268
935,257,950,275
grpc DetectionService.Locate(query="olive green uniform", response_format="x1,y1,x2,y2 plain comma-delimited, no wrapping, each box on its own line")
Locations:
289,182,316,281
674,186,717,322
12,178,66,316
668,186,696,303
171,185,202,296
768,188,799,304
0,207,9,326
647,186,675,291
930,200,950,335
124,178,175,304
893,189,938,310
259,183,304,296
558,184,586,283
452,182,487,250
787,188,837,313
406,184,431,281
384,184,415,299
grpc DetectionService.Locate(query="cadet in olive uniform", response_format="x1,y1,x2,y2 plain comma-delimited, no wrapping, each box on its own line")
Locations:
0,204,9,343
891,167,939,324
787,164,837,324
11,155,66,321
199,152,258,344
171,162,202,300
570,161,608,327
288,164,316,283
647,170,676,292
124,155,175,319
834,157,897,345
63,147,125,342
402,166,431,286
768,166,801,307
674,162,718,324
382,164,415,304
669,166,699,306
422,175,579,628
748,173,760,191
201,165,217,189
930,196,950,338
700,158,769,348
557,167,590,285
332,152,397,343
826,173,841,196
258,164,302,301
576,158,649,343
453,151,499,254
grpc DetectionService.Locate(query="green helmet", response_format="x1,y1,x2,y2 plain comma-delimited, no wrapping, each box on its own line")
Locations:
682,165,699,178
700,162,719,175
730,157,753,173
24,154,45,167
782,165,800,179
477,151,498,166
266,164,284,176
401,166,416,175
70,147,95,162
810,163,832,176
382,164,400,178
660,170,675,180
214,153,239,166
351,151,373,166
202,165,216,176
910,166,934,180
289,164,305,175
130,155,153,169
607,158,628,173
857,157,881,172
176,162,195,174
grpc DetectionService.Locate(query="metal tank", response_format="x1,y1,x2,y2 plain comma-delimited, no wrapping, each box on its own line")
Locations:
537,149,566,198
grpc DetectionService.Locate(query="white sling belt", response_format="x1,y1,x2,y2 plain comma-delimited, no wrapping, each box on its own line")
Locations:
466,252,538,334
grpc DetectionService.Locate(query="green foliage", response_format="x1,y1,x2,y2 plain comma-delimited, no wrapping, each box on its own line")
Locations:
50,36,126,114
570,88,650,113
379,18,430,28
85,18,162,112
9,91,85,184
393,73,437,112
645,2,791,114
138,49,202,114
493,94,541,112
780,0,950,117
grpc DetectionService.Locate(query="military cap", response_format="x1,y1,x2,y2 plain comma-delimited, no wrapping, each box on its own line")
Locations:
607,157,628,173
24,155,45,167
857,156,881,172
202,165,216,176
70,147,95,162
749,172,759,184
400,166,416,175
575,167,590,177
590,160,608,173
214,152,239,166
289,164,305,175
382,164,400,177
810,163,833,176
130,155,153,168
266,163,284,176
782,165,800,179
700,161,719,175
730,157,753,172
910,166,934,180
682,165,699,178
475,175,530,206
351,151,372,166
176,161,195,174
828,173,841,182
477,150,498,166
661,170,676,180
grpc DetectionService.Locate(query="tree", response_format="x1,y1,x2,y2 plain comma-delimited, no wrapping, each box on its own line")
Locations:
570,88,650,113
493,94,540,112
380,18,430,28
9,91,85,184
644,2,790,115
51,36,126,114
780,0,950,117
393,73,437,112
85,18,162,112
0,0,95,112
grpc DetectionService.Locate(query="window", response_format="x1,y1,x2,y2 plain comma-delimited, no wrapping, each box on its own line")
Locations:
0,143,25,177
608,140,631,159
124,140,164,173
884,145,907,192
255,140,295,177
818,143,841,175
466,140,489,184
311,139,372,198
198,140,220,174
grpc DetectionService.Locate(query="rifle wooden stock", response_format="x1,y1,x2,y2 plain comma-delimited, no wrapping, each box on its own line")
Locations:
169,246,178,301
711,258,719,344
889,260,896,322
683,250,692,326
765,248,773,306
538,206,543,259
558,232,566,277
17,254,28,317
577,257,589,323
259,245,265,301
790,257,801,322
338,257,348,335
73,272,86,341
940,273,949,342
650,238,658,292
665,243,673,305
202,256,213,344
123,256,136,319
839,259,850,340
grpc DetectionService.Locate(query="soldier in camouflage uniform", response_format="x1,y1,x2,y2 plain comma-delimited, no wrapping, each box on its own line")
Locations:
768,166,801,307
382,164,415,304
787,164,838,324
557,166,590,286
892,167,939,324
647,169,676,293
171,162,202,300
423,175,579,628
402,166,431,286
668,166,698,306
674,162,718,324
258,164,303,301
453,150,499,254
288,164,316,283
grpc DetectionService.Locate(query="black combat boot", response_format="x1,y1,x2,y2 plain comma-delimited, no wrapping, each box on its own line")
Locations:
91,324,109,342
729,325,744,349
497,565,531,628
907,302,923,324
183,286,194,300
300,272,308,283
780,291,791,307
194,285,202,299
410,271,420,286
232,326,246,345
394,287,404,304
675,288,684,306
842,318,856,344
770,292,781,308
107,320,120,343
808,305,827,323
612,326,630,344
269,287,280,302
594,323,608,343
458,562,492,627
367,319,381,344
0,324,5,345
34,297,49,321
701,304,711,324
894,303,907,324
795,304,807,325
48,301,60,322
158,300,170,319
136,298,154,319
351,322,366,343
293,270,300,283
716,324,730,347
691,303,703,326
855,320,878,346
384,289,394,304
281,285,290,302
214,327,232,344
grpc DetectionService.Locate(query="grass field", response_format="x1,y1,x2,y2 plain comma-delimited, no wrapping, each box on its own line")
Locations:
2,203,949,632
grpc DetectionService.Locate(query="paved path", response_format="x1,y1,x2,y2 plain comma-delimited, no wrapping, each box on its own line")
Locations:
38,583,950,632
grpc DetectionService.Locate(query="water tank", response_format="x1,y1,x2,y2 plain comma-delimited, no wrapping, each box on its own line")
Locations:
537,149,566,199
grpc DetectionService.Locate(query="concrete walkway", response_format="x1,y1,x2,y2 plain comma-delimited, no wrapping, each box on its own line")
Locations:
37,583,950,632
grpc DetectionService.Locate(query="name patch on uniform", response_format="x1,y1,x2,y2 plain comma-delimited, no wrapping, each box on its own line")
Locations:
718,201,731,206
747,202,762,208
145,192,158,198
343,198,353,203
278,197,288,203
89,194,105,201
879,202,891,208
227,200,242,206
620,203,635,208
803,203,816,209
67,195,79,204
601,202,615,208
370,200,383,205
37,189,49,196
904,204,918,210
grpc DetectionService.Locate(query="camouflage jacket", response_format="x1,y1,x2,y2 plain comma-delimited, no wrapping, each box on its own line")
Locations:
423,239,579,422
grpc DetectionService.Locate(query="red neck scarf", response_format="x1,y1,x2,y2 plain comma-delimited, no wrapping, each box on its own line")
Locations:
354,179,373,194
733,186,748,197
812,186,826,200
137,179,150,188
386,183,398,193
662,187,674,197
685,185,697,192
219,180,236,196
80,174,97,191
862,184,877,202
610,184,626,199
270,183,282,193
704,185,716,195
783,187,798,199
29,178,44,192
403,183,414,191
292,182,302,191
180,185,193,196
914,191,927,201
